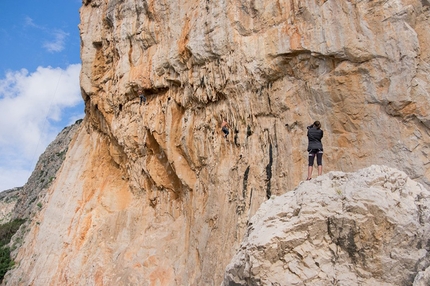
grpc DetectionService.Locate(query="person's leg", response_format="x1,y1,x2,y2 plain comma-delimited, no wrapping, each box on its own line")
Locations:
307,152,315,180
316,151,323,176
307,166,313,180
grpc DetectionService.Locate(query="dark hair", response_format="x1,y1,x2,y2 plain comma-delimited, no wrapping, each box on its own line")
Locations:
313,121,321,129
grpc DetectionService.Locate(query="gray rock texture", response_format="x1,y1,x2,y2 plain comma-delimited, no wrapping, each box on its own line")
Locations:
414,266,430,286
224,165,430,286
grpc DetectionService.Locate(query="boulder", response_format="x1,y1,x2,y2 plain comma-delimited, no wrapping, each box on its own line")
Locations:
224,165,430,286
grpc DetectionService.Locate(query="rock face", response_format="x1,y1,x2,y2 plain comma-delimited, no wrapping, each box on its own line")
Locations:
79,0,430,190
3,0,430,285
223,165,430,286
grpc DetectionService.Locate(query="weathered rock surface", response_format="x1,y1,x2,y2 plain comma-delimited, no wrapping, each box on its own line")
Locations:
79,0,430,191
224,165,430,286
414,266,430,286
3,0,430,285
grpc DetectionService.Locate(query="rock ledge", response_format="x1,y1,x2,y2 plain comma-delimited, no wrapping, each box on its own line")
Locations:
224,165,430,286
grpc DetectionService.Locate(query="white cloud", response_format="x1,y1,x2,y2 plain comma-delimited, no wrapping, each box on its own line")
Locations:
24,16,39,28
43,30,69,53
0,64,83,191
23,17,69,53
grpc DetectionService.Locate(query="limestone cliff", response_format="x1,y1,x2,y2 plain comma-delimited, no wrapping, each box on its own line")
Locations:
3,0,430,285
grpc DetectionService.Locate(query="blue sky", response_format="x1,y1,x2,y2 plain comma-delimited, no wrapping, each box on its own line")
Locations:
0,0,84,191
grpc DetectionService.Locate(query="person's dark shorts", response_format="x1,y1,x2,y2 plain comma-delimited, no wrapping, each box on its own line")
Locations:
308,149,323,166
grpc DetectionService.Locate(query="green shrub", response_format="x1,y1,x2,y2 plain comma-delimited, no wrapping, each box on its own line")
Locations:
0,247,13,281
0,219,25,247
0,219,25,282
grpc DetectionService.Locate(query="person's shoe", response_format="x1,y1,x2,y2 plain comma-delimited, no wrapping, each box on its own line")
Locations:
306,178,311,181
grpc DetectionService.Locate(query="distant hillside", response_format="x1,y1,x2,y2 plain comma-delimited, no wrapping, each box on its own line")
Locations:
0,119,82,223
0,119,82,283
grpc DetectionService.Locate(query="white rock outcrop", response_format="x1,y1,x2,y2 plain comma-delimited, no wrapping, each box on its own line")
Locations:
224,165,430,286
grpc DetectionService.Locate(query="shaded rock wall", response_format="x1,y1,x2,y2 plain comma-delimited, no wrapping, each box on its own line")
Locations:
3,0,430,285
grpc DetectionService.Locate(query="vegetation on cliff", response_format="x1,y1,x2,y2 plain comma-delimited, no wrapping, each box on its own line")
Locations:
0,219,25,282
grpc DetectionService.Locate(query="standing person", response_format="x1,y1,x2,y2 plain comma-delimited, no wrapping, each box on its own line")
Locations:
306,120,323,180
221,118,230,140
139,89,146,105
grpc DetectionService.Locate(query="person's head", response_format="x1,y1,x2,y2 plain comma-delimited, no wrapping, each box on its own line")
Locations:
313,121,321,129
